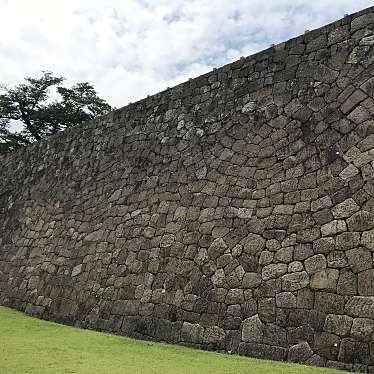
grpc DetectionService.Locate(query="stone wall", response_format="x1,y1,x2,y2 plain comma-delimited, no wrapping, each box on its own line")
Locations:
1,6,374,372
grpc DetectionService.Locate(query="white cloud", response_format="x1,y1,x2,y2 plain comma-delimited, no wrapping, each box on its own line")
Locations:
0,0,373,114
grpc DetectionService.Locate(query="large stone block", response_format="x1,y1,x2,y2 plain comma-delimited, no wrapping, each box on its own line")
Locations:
358,269,374,296
362,229,374,250
181,322,204,343
314,332,340,361
338,338,370,365
351,318,374,342
240,234,266,255
347,211,374,231
331,198,360,219
315,292,345,314
238,342,287,361
324,314,353,336
202,326,226,344
345,297,374,318
288,341,314,363
337,269,358,295
304,254,327,274
276,292,296,308
241,314,263,343
262,263,287,280
346,247,372,273
281,271,309,291
242,272,262,288
321,220,347,237
310,269,339,291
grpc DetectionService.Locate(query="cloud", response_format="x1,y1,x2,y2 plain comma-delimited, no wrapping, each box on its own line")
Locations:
0,0,373,115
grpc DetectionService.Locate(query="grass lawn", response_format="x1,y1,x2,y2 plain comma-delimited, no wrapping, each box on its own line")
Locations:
0,306,345,374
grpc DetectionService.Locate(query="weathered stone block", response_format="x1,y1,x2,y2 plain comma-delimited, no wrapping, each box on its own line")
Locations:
338,338,370,365
258,298,276,323
262,263,287,280
321,220,347,237
288,341,314,363
347,211,374,231
304,254,327,274
181,322,204,343
313,237,335,254
281,271,309,291
202,326,226,344
346,247,372,273
331,198,360,219
208,238,227,260
337,269,357,295
241,314,263,343
351,318,374,342
324,314,353,336
336,232,361,250
314,332,340,361
345,296,374,318
238,342,287,361
327,251,348,268
288,261,303,273
274,246,293,263
242,272,262,289
297,288,314,309
240,234,266,255
362,229,374,250
358,269,374,296
276,292,296,308
315,292,344,314
71,264,82,277
310,269,339,291
351,12,374,32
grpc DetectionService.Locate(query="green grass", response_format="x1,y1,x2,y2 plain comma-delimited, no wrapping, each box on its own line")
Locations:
0,306,344,374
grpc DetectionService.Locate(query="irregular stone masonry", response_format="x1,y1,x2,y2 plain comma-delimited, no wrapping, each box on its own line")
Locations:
1,6,374,372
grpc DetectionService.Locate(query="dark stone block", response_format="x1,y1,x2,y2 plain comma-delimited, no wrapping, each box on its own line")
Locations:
238,342,287,361
314,292,345,314
338,338,370,365
288,309,326,332
288,341,314,363
258,298,276,323
287,325,315,347
314,332,341,361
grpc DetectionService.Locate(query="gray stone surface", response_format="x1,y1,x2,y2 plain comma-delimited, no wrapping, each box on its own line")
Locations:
276,292,296,308
351,318,374,342
288,341,314,363
358,269,374,296
1,6,374,370
324,314,353,336
262,263,287,280
281,271,309,291
241,314,263,343
310,269,339,291
331,198,360,219
346,247,372,273
304,254,327,274
345,297,374,318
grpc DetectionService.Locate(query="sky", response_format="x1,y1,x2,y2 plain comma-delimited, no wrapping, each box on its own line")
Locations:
1,0,374,116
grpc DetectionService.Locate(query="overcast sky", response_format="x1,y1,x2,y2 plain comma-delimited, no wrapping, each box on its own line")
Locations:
1,0,374,111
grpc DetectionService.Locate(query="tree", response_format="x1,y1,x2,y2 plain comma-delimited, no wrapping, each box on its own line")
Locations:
0,71,112,153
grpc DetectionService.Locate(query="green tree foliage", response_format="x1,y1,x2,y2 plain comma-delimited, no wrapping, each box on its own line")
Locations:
0,71,112,153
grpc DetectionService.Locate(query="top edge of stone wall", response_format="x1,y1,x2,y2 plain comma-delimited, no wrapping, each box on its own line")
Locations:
1,5,374,166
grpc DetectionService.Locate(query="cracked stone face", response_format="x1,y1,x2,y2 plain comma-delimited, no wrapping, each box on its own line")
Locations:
1,6,374,372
